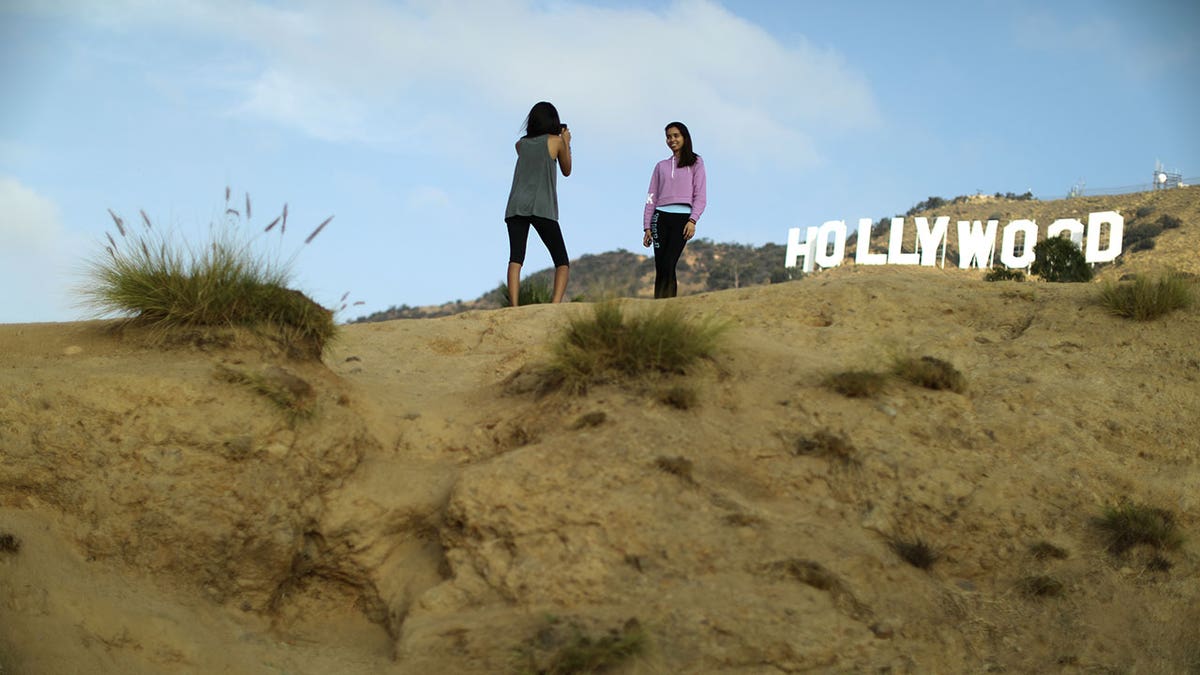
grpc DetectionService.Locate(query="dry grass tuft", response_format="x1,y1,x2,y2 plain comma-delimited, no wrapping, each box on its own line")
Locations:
654,456,695,483
1018,575,1064,598
214,364,315,424
823,370,887,398
657,384,698,409
569,411,608,429
0,533,20,554
887,535,941,570
516,617,647,675
1097,271,1195,321
546,301,727,394
793,430,859,466
1093,500,1183,555
1028,541,1069,560
892,356,966,393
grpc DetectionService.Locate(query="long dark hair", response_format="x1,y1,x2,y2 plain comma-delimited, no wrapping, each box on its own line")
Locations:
523,101,562,138
666,121,698,167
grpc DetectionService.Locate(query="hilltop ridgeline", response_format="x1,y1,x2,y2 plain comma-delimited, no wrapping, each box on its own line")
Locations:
354,186,1200,322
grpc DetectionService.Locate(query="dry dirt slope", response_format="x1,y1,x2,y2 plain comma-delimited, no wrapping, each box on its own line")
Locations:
2,250,1199,671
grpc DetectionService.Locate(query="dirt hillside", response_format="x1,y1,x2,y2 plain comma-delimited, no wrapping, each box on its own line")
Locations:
1,190,1198,674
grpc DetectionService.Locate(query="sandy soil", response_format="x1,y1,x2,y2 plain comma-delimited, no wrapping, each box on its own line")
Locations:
2,199,1198,673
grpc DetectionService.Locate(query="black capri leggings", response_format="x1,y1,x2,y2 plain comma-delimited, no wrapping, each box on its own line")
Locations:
506,215,569,267
649,209,690,299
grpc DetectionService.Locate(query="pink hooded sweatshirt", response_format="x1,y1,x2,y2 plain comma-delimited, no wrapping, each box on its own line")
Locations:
643,155,707,230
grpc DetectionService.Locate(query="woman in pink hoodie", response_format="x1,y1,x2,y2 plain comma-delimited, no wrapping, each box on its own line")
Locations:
642,121,707,298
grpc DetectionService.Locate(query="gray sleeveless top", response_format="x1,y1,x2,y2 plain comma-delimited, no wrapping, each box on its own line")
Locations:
505,135,558,222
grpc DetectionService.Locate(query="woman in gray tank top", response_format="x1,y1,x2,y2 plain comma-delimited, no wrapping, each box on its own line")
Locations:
504,101,573,306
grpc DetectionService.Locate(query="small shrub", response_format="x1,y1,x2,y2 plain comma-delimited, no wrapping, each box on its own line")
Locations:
984,266,1025,282
1098,272,1194,321
1018,575,1064,598
824,370,887,398
892,356,966,393
1030,235,1092,282
1131,238,1157,252
1135,205,1157,218
1126,222,1165,244
1029,541,1069,560
887,535,940,570
906,196,946,216
546,301,728,393
1157,214,1183,230
658,384,698,410
0,533,20,554
1093,500,1183,555
516,617,647,675
80,194,336,357
793,430,859,466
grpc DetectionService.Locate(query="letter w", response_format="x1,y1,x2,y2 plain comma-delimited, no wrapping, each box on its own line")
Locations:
957,220,999,269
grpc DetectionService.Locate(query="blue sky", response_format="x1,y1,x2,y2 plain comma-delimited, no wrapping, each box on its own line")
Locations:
2,0,1198,324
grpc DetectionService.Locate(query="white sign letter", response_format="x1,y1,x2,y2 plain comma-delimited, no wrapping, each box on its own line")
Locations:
1000,219,1038,269
887,217,920,265
815,220,847,268
855,218,887,265
1047,218,1084,248
957,219,999,269
1085,211,1123,263
785,226,820,273
915,216,949,267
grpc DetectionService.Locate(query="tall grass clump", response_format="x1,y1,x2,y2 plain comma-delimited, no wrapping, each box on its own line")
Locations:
1097,272,1194,321
497,275,554,307
80,190,337,357
1093,500,1183,555
547,301,727,393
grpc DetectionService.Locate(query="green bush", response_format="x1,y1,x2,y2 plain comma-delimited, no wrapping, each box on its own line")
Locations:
1135,205,1157,218
984,266,1026,282
1125,222,1164,248
81,197,336,357
546,301,727,393
1030,236,1092,282
1098,272,1194,321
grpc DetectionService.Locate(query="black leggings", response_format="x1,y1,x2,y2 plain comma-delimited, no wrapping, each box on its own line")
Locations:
506,215,569,268
650,210,690,298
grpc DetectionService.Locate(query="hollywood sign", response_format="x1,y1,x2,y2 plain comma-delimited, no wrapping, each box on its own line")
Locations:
785,211,1124,272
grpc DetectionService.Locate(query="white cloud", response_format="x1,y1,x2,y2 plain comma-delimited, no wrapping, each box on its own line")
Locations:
405,185,452,210
0,176,63,251
26,0,880,168
0,177,80,323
